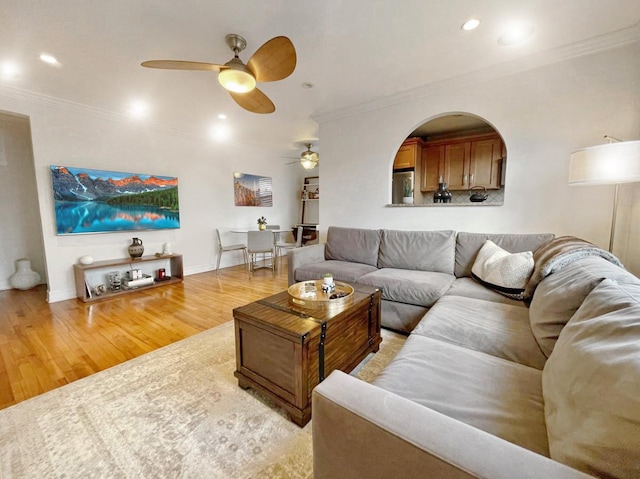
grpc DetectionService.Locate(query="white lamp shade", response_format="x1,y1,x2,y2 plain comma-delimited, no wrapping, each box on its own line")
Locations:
569,140,640,185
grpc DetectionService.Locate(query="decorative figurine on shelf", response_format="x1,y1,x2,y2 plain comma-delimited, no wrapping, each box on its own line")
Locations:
257,216,267,230
321,273,336,293
128,237,144,259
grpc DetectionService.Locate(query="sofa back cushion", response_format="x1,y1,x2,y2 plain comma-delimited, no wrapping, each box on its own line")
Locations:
543,278,640,479
455,232,554,278
529,256,632,357
378,229,455,273
325,226,382,267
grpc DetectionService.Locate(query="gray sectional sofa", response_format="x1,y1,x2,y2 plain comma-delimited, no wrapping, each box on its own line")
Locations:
287,227,640,479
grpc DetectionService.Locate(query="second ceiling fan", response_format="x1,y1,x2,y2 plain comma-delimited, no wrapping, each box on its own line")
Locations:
141,34,296,114
285,144,319,169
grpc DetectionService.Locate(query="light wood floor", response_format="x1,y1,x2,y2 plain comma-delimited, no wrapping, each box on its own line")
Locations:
0,262,288,411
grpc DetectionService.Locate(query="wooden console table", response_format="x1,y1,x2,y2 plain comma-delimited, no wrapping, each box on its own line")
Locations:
73,254,183,302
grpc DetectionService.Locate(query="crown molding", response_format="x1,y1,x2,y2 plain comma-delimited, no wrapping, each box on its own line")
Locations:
0,83,278,154
313,22,640,125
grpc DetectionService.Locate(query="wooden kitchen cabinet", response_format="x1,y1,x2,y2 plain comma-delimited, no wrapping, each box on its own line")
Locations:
419,133,503,191
469,137,503,189
393,137,423,170
444,142,471,190
420,145,444,192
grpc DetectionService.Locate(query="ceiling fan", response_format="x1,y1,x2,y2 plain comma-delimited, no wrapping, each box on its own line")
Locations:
285,144,319,169
141,34,296,114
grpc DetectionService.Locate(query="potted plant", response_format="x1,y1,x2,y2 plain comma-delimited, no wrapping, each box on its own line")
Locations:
323,272,334,285
402,177,414,205
257,216,267,230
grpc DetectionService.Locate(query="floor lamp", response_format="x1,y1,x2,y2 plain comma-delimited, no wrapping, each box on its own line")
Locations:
569,137,640,252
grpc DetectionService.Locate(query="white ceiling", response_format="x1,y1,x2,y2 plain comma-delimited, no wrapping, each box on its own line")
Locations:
1,0,639,155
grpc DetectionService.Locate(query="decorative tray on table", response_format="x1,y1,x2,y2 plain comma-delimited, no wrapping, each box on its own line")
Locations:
287,280,354,310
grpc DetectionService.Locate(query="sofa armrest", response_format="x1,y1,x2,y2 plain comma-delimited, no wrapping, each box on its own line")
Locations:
287,243,326,286
312,371,593,479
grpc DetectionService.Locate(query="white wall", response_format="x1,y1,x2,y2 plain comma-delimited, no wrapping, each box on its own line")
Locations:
318,42,640,275
0,89,303,302
0,112,46,289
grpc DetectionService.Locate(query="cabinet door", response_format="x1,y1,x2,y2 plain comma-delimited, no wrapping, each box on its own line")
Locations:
393,143,416,170
470,138,502,189
420,146,444,192
444,142,471,190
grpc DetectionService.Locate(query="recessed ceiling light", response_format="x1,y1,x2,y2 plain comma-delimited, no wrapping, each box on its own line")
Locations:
39,53,59,66
128,101,149,119
210,124,231,142
1,62,20,78
461,18,480,31
498,23,535,46
218,113,227,120
301,82,314,89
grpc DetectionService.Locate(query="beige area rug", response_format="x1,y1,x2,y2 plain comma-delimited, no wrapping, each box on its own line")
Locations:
0,321,405,478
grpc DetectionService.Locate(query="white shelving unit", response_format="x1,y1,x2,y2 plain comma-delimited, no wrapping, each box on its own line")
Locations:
300,176,319,244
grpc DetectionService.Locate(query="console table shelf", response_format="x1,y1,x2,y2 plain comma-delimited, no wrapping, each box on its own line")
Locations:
73,254,183,303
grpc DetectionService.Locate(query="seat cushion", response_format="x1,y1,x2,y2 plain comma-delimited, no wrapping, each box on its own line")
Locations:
445,278,525,307
380,300,427,334
357,268,455,308
413,296,547,370
374,334,548,456
543,279,640,479
325,227,382,267
294,260,378,284
377,229,455,274
455,232,554,278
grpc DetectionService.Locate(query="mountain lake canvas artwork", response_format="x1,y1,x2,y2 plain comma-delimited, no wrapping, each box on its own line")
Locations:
50,166,180,235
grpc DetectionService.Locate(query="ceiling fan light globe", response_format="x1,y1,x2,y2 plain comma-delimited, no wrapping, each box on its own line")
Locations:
301,159,317,169
218,61,256,93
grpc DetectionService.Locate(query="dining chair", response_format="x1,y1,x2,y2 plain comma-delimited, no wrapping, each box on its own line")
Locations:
215,229,248,274
247,230,276,276
275,226,303,269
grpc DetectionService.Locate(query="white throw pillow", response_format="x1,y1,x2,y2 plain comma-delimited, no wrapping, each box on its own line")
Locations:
471,240,534,300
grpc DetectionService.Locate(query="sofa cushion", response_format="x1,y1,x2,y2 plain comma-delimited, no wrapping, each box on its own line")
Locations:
294,260,378,284
455,232,554,278
543,279,640,479
378,229,456,274
445,278,525,307
380,300,428,334
529,256,635,358
325,227,382,267
357,268,455,308
471,240,534,300
413,295,547,370
374,334,548,456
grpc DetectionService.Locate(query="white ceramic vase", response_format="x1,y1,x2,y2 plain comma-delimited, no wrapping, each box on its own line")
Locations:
9,258,41,290
402,197,414,205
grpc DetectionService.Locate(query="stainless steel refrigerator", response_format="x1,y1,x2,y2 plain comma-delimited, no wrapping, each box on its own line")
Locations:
392,170,414,204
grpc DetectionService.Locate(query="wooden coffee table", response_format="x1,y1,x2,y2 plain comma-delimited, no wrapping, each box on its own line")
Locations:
233,283,382,427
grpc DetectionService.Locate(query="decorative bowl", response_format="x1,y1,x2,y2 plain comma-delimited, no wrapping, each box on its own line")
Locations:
288,280,354,310
79,255,94,265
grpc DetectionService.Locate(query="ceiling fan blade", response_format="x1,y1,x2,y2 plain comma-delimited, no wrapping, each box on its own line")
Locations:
229,87,275,114
247,36,296,82
141,60,225,71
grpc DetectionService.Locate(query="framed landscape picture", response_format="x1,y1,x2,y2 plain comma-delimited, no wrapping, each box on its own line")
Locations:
233,173,273,207
50,165,180,235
